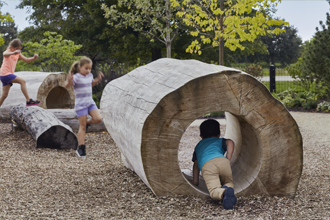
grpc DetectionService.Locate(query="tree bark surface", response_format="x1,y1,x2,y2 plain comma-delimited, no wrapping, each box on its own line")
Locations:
47,109,106,133
100,58,303,198
10,104,78,149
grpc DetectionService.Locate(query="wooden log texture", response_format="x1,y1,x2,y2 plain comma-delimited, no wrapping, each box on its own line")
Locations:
10,104,78,149
0,72,74,119
100,58,303,198
47,109,107,133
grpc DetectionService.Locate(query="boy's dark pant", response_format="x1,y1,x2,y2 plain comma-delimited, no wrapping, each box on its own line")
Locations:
201,157,234,200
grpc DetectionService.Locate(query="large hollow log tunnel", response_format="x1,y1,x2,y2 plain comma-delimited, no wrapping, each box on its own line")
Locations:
100,58,303,198
0,72,74,119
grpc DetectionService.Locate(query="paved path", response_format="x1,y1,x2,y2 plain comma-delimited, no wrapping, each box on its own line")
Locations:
290,111,330,144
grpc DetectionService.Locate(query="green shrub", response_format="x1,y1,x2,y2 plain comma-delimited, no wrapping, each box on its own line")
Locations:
302,99,318,110
282,96,294,108
244,64,263,81
317,101,330,112
203,111,225,118
274,89,322,110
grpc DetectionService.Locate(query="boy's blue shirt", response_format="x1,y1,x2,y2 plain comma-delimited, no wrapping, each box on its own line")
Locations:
192,137,227,170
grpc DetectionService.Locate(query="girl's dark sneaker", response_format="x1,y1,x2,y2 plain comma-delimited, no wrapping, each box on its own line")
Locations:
76,145,86,157
26,99,41,106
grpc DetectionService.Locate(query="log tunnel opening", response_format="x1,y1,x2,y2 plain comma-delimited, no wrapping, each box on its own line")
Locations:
46,86,73,109
178,115,227,195
178,112,262,195
37,126,77,150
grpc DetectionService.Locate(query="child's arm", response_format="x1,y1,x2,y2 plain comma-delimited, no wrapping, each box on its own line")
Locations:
64,73,74,89
19,53,39,63
3,49,21,58
92,71,104,87
192,160,200,186
226,139,235,160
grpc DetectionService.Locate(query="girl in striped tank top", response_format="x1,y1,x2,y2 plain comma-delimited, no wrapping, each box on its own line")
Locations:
65,57,104,157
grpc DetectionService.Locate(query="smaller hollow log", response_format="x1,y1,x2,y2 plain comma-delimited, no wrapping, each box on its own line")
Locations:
0,72,75,119
47,109,107,133
10,104,78,149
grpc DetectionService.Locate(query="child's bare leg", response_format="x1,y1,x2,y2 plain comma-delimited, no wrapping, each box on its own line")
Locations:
10,77,31,101
0,84,11,106
77,115,88,145
87,109,102,125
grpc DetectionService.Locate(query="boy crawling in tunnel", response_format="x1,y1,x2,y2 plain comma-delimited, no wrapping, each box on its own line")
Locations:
191,119,237,210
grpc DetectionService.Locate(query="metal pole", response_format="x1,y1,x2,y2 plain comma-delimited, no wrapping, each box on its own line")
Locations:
270,64,276,93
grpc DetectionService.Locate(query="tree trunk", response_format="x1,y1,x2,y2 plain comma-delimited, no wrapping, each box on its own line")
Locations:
219,41,224,65
10,104,78,149
165,0,171,58
219,0,224,65
166,40,171,58
100,58,303,198
47,109,107,133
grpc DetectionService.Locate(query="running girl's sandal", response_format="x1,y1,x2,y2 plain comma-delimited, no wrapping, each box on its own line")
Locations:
26,99,41,106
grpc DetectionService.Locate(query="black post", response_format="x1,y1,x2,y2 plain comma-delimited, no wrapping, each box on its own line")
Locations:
269,64,276,93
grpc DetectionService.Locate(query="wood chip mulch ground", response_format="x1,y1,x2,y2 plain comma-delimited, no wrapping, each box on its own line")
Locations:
0,112,329,219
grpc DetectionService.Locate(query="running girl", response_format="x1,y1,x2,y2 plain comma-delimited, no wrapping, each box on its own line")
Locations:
65,57,104,157
0,38,40,107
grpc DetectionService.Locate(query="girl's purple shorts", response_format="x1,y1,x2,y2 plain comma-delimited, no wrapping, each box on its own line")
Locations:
75,104,98,118
0,74,17,87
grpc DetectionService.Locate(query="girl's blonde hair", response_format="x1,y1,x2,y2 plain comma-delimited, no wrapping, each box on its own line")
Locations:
8,38,23,49
69,57,93,75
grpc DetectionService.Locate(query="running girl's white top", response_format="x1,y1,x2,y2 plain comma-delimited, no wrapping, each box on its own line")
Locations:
72,72,95,111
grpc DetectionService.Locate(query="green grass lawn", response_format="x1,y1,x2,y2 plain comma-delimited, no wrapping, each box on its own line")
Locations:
261,67,289,77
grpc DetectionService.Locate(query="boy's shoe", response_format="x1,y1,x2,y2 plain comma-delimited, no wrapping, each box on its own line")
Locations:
76,145,86,157
222,186,237,210
26,99,41,106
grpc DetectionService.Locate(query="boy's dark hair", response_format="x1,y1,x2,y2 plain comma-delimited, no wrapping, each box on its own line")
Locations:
200,119,220,138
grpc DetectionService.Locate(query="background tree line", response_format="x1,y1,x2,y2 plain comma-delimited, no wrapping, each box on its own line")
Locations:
286,0,330,94
1,0,329,109
11,0,296,68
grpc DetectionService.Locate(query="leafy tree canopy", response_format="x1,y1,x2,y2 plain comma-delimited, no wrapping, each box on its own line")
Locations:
0,14,18,63
102,0,186,58
18,31,82,72
0,1,14,46
242,22,302,66
301,14,330,91
288,4,330,94
171,0,288,65
17,0,152,67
